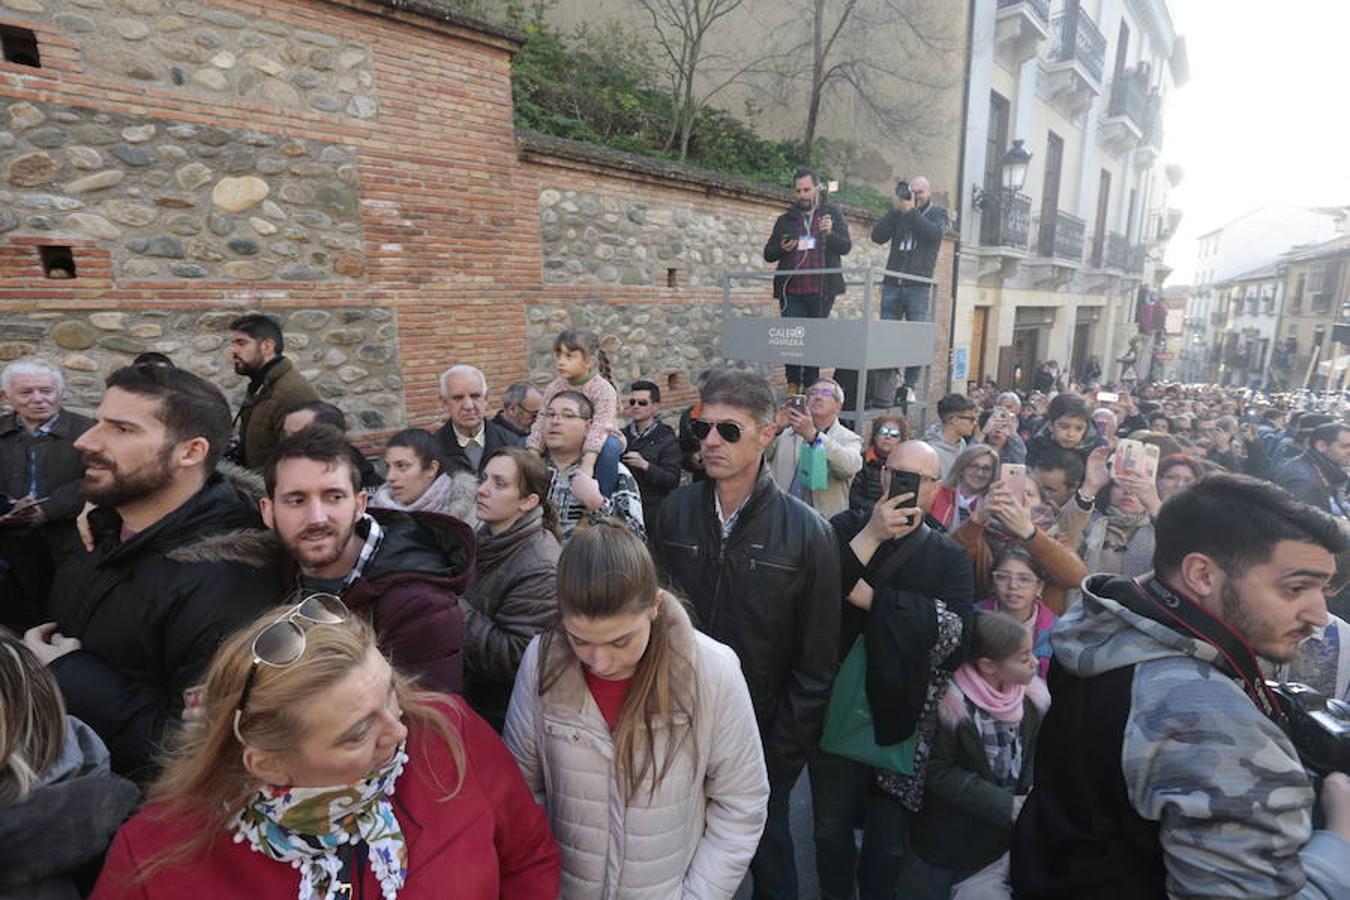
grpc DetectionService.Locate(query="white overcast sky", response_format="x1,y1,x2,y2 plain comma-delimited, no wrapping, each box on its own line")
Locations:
1161,0,1350,284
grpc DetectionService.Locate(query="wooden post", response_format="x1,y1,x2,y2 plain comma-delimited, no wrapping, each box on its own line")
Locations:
1302,343,1321,390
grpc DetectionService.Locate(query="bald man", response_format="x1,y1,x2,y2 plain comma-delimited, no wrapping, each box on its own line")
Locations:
869,176,950,404
814,437,975,898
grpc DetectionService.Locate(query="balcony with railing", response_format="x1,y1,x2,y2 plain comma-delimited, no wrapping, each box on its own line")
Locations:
1045,3,1106,116
995,0,1051,67
1096,232,1145,274
1101,65,1149,154
979,190,1032,250
1035,210,1086,264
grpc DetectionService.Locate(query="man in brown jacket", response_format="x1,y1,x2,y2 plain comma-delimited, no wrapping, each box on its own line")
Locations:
227,314,319,470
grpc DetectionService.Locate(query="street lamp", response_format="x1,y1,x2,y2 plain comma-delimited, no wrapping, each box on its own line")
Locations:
972,139,1033,211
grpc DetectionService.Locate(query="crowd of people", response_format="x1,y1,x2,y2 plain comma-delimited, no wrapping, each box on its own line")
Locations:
1,308,1349,899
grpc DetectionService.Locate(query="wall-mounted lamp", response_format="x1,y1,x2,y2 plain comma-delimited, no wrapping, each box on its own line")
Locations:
972,139,1033,211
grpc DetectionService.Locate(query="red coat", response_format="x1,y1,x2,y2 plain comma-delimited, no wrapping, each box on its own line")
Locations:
91,698,560,899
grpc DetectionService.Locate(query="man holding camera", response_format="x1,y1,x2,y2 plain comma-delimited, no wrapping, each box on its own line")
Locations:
764,169,852,394
869,176,948,404
1011,473,1350,898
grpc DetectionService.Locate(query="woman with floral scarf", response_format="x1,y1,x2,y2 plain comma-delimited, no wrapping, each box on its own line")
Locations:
92,599,560,899
1072,470,1159,577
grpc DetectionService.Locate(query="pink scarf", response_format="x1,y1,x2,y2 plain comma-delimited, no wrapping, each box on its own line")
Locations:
953,663,1025,723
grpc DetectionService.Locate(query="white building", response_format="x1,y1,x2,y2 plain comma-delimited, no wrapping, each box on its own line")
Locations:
954,0,1188,390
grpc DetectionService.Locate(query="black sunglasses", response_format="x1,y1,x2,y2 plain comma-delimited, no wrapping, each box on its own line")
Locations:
691,419,743,443
232,593,348,743
628,398,651,407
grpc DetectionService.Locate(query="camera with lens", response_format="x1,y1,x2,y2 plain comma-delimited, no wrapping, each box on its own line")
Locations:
895,181,913,201
1268,680,1350,776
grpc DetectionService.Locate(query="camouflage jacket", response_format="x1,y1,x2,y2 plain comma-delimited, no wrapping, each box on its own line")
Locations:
1053,574,1350,898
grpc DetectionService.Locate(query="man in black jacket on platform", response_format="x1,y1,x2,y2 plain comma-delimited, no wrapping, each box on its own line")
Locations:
621,380,682,526
651,370,840,900
763,169,852,393
22,365,280,780
816,439,974,899
869,176,948,402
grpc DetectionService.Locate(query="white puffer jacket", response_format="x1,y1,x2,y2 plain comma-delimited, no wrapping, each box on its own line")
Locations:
504,594,769,899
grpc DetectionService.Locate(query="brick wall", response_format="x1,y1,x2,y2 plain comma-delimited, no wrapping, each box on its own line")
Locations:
0,0,952,451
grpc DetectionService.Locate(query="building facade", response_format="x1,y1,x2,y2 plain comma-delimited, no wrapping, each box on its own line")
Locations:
955,0,1187,391
1180,203,1342,383
1274,235,1350,391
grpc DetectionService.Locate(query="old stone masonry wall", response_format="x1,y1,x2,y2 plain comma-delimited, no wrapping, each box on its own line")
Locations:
9,307,404,430
1,98,364,281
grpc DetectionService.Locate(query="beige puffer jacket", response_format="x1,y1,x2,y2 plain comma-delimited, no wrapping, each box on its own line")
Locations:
503,594,769,899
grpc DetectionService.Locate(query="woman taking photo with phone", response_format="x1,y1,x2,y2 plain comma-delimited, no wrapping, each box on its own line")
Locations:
93,595,561,898
849,415,909,512
504,522,769,899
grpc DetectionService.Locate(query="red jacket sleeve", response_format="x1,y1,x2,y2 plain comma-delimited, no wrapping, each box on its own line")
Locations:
458,702,562,898
90,825,151,900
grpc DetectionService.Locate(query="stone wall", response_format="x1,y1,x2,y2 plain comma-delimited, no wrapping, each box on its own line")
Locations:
1,98,364,281
4,0,379,121
7,306,404,429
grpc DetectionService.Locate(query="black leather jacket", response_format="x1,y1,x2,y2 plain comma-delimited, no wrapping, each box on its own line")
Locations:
650,466,841,780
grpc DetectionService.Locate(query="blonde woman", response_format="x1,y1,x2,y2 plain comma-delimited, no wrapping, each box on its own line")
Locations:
505,522,769,898
93,597,560,898
0,633,137,899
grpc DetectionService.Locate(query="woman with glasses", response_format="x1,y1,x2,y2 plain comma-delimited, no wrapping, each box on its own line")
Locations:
92,596,561,899
461,447,562,731
977,546,1057,678
504,523,769,899
931,445,1000,530
848,415,909,512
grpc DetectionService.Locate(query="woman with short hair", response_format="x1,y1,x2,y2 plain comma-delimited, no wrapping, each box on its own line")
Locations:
92,597,560,898
371,428,479,526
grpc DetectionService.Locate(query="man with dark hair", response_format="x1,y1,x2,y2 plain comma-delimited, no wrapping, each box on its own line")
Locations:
763,169,852,393
1029,446,1085,509
261,425,472,695
23,365,281,779
923,392,978,478
539,390,644,542
281,399,381,489
1013,473,1350,897
1276,422,1349,518
620,379,681,526
651,370,841,900
491,380,543,445
227,313,318,469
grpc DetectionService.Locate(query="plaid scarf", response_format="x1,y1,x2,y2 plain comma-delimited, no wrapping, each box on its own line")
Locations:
970,702,1022,790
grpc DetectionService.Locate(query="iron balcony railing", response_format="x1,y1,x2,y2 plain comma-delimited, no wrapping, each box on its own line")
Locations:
1107,66,1150,129
979,189,1032,250
1037,210,1086,262
1101,232,1145,272
1051,3,1106,83
998,0,1050,27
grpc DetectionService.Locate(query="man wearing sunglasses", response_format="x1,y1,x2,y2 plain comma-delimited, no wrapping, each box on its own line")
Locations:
764,377,863,519
620,380,681,528
651,370,840,900
25,365,281,780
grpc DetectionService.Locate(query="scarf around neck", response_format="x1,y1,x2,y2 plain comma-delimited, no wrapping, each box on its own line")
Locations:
953,663,1025,723
371,472,455,516
231,742,409,900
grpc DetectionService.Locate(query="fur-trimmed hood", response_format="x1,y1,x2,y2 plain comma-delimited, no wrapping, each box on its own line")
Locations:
938,675,1050,729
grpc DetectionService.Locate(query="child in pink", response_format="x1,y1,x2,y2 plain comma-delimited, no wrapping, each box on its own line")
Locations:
527,328,624,493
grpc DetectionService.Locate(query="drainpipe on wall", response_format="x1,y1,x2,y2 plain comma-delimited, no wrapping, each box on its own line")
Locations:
948,0,977,396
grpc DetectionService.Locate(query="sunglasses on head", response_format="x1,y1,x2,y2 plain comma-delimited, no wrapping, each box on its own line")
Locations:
233,592,349,743
691,419,743,443
628,398,651,407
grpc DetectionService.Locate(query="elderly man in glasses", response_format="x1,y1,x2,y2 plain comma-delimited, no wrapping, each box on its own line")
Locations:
619,379,681,528
764,377,863,519
650,370,840,900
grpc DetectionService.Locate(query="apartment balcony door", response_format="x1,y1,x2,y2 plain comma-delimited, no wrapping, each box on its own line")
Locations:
971,306,990,385
1091,169,1111,267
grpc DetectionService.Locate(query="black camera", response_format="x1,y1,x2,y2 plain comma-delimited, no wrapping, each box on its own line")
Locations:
895,181,912,201
1268,680,1350,776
